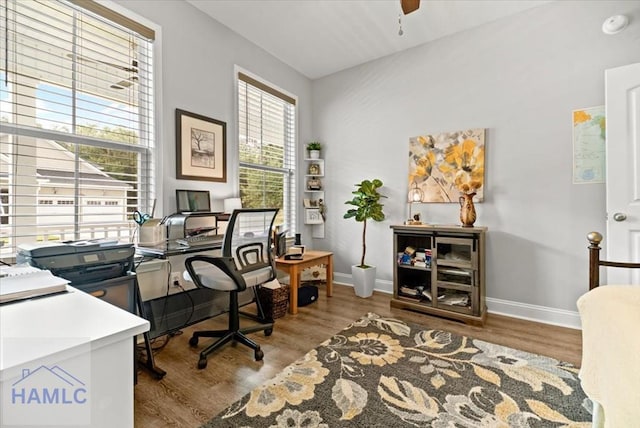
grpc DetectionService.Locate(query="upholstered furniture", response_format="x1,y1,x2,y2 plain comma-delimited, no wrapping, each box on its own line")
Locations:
577,231,640,427
184,208,278,369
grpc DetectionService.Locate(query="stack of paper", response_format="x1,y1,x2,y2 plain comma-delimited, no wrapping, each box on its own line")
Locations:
0,265,69,304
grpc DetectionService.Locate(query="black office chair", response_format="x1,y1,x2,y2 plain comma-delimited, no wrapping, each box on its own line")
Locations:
184,208,278,369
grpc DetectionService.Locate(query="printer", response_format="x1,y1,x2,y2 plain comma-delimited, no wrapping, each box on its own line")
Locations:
18,240,166,379
17,240,137,314
17,240,135,286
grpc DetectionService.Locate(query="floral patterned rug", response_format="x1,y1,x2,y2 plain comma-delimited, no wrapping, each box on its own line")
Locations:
203,313,592,427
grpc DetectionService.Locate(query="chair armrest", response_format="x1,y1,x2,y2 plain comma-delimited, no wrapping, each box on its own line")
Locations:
184,255,248,291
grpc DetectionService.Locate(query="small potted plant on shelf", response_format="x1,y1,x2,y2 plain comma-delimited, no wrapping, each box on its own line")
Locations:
307,141,321,159
344,178,387,298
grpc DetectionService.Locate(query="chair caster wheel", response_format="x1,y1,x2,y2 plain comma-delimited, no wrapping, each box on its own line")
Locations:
264,328,273,336
255,349,264,361
189,336,199,347
197,357,207,369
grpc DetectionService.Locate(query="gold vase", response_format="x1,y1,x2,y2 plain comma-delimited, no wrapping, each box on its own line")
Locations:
459,193,477,227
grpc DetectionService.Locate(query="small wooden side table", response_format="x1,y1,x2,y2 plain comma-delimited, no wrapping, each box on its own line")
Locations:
275,250,333,314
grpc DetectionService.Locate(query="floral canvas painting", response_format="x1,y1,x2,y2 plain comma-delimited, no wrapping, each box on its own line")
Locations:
408,128,486,202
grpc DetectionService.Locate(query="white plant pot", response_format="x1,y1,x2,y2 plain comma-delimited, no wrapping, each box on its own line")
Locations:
309,150,320,159
352,265,376,298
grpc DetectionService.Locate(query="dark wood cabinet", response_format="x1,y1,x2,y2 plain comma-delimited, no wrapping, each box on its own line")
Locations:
390,224,487,326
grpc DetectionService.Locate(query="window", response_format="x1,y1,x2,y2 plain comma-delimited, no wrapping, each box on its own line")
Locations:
237,72,296,233
0,0,155,256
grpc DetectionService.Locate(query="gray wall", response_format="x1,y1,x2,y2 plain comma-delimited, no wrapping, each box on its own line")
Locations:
116,0,640,327
116,0,313,214
311,0,640,327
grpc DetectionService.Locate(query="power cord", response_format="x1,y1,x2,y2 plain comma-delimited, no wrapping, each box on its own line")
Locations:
141,260,196,349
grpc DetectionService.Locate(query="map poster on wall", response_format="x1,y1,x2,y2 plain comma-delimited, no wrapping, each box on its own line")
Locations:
572,106,605,184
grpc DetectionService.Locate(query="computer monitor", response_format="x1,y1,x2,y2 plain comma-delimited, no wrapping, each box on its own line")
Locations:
175,190,211,213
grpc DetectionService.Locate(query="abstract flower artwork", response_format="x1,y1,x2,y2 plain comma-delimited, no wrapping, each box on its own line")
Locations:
408,128,486,202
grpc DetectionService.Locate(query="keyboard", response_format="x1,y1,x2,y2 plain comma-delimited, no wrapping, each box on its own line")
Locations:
176,235,223,247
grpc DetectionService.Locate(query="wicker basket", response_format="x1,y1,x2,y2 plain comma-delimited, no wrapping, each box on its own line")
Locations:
258,284,290,319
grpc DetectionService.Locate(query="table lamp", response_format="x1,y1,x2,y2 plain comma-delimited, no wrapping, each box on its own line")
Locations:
407,181,424,224
223,197,242,214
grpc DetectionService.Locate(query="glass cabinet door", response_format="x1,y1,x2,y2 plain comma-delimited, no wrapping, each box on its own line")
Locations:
433,236,480,315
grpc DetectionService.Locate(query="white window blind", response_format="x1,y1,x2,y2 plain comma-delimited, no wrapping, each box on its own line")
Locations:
238,72,296,233
0,0,155,257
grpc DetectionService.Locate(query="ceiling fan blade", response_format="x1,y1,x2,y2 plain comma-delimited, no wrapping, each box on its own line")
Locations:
67,54,138,73
110,76,138,90
401,0,420,15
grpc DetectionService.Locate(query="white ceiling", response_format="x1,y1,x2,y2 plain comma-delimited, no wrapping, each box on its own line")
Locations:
186,0,552,80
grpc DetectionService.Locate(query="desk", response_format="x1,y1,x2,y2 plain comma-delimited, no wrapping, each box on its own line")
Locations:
136,238,223,259
0,287,148,427
136,241,242,341
275,250,333,314
136,240,222,302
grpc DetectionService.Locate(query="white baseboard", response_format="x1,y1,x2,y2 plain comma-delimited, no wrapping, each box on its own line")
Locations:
332,272,354,288
486,297,581,330
333,272,581,330
333,273,393,294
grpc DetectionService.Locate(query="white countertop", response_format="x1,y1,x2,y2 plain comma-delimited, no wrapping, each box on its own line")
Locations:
0,286,149,372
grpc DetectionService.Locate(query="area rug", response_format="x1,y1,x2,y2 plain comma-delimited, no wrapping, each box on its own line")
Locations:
203,313,592,427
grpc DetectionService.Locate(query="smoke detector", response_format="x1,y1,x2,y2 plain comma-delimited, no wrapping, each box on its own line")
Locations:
602,15,629,35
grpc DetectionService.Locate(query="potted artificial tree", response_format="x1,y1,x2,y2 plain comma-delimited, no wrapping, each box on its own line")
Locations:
344,178,387,297
307,141,321,159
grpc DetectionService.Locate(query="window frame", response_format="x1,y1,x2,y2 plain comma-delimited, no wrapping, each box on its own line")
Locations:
235,68,297,235
0,0,161,257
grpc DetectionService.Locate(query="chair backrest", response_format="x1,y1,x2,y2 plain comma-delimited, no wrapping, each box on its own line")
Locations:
223,208,279,275
587,231,640,289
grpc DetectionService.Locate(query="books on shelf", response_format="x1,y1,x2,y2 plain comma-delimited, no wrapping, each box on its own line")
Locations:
400,285,420,296
0,265,69,304
397,247,433,268
399,285,469,307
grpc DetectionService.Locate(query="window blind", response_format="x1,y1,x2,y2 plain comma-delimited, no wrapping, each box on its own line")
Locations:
0,0,155,257
237,73,296,233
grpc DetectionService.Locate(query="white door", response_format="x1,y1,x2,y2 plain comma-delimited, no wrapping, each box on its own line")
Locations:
605,62,640,284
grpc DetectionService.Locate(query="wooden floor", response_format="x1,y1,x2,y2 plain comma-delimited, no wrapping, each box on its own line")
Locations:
134,284,582,427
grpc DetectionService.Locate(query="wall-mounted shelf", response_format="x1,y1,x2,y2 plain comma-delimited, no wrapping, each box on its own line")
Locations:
303,157,325,238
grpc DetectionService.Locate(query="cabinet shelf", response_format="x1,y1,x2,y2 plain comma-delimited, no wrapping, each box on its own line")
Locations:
437,260,475,270
436,302,472,315
436,282,472,292
390,224,487,326
397,293,426,304
397,264,431,272
438,267,470,276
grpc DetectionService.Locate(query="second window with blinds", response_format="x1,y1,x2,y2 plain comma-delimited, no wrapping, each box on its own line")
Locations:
237,72,297,234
